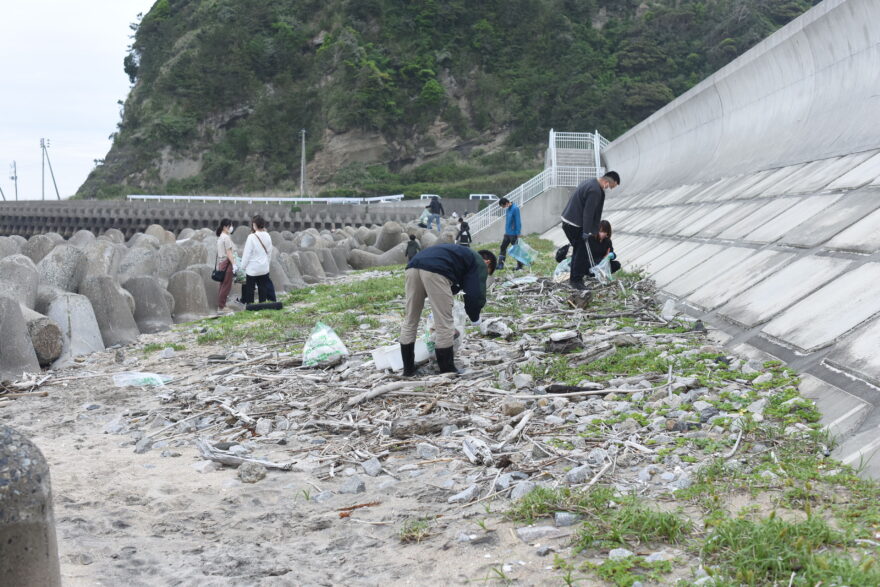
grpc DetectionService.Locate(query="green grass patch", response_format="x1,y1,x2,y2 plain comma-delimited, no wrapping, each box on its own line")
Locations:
142,342,186,354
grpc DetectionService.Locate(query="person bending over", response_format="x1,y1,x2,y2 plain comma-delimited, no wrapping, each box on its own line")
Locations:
400,244,497,375
560,171,620,290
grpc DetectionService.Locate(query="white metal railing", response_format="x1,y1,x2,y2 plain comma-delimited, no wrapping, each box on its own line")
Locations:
126,194,405,204
470,129,608,236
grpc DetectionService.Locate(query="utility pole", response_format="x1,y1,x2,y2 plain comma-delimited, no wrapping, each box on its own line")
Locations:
10,161,18,201
41,138,46,200
300,129,307,197
40,139,61,200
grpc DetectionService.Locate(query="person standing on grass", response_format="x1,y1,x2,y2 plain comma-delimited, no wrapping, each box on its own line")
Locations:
215,219,237,313
561,171,620,290
496,197,522,270
400,244,496,375
238,215,276,305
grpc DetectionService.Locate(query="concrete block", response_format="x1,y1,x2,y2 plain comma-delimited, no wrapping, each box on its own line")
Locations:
780,187,880,248
374,221,404,252
832,423,880,480
21,234,56,264
0,236,20,260
330,247,351,272
36,245,87,293
177,228,195,240
348,242,408,269
178,241,211,268
167,270,212,323
128,233,161,250
761,263,880,353
0,254,39,310
699,201,767,238
316,248,340,276
231,225,250,246
67,229,96,249
742,194,841,244
824,207,880,254
687,250,794,311
155,243,184,280
144,224,167,242
45,293,104,366
640,242,699,275
101,228,125,243
0,296,41,379
826,150,880,191
79,275,140,347
825,315,880,388
652,244,725,289
279,253,307,289
83,239,124,277
269,258,292,294
19,306,62,367
661,246,756,298
798,373,869,441
297,250,326,281
717,256,852,328
716,197,800,240
116,247,157,284
777,151,876,195
123,276,174,334
0,426,62,587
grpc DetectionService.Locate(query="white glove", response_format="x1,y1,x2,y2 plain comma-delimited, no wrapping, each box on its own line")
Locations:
232,264,239,273
471,319,481,326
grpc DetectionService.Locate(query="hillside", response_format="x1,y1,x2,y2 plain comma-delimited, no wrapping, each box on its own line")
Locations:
77,0,817,199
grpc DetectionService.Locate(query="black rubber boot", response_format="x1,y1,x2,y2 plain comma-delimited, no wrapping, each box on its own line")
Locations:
569,279,587,291
497,254,506,270
400,343,419,377
435,346,461,374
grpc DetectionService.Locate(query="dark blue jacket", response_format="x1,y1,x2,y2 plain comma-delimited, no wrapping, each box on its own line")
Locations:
561,178,605,236
505,203,522,236
407,244,488,321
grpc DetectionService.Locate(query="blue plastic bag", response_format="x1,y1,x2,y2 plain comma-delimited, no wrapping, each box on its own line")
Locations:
508,241,537,266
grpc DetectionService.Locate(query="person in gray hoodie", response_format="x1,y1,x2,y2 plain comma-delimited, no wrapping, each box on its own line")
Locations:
560,171,620,290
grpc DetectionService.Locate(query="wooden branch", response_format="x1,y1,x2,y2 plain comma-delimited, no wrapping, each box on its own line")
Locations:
347,381,426,407
195,438,298,470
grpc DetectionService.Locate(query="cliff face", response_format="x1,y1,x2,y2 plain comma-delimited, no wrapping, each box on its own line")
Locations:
77,0,817,199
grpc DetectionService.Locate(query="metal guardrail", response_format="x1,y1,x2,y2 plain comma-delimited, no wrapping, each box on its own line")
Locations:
126,194,405,204
469,128,608,236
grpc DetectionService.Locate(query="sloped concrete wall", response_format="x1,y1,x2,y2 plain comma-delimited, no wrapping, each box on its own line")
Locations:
598,0,880,476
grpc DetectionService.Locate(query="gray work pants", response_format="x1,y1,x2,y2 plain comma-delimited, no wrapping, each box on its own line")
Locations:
400,268,455,348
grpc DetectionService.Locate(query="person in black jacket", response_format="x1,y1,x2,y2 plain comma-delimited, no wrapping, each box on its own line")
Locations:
426,196,444,232
585,220,621,277
456,216,472,247
400,244,497,375
560,171,620,290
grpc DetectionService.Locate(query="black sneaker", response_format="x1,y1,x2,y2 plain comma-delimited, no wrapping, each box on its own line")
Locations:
569,280,587,291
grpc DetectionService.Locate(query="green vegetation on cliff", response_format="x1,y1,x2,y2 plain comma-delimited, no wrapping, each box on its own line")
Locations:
78,0,817,199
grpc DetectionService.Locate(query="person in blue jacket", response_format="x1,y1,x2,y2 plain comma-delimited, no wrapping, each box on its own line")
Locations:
496,197,522,270
400,244,497,375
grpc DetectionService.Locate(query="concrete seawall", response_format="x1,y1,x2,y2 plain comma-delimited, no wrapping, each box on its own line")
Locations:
599,0,880,475
0,199,480,239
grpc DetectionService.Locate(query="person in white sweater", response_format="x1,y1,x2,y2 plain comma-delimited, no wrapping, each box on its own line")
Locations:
238,214,276,304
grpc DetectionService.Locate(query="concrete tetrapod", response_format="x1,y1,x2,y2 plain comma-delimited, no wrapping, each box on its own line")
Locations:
83,239,124,277
19,306,63,367
79,275,140,347
0,297,41,380
297,250,326,282
167,270,212,323
21,234,56,264
45,293,105,367
0,235,21,259
36,244,87,292
0,254,39,310
374,221,405,252
0,426,61,587
348,242,408,270
68,229,96,249
123,276,174,334
316,248,341,276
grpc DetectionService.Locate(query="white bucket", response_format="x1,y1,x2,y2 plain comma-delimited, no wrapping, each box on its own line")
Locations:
372,341,430,371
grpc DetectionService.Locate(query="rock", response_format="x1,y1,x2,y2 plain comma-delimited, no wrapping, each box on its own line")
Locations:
609,548,635,560
645,550,675,563
339,476,366,494
512,373,534,389
416,443,439,460
747,398,767,415
36,245,87,292
167,270,211,323
254,418,273,436
502,399,527,417
511,481,536,500
79,275,140,347
536,545,554,557
516,526,562,543
613,418,640,433
753,372,774,385
362,457,383,477
545,415,566,426
237,462,268,483
554,512,580,527
545,331,583,353
564,464,592,484
19,306,62,367
311,490,335,503
123,276,173,334
45,293,104,366
480,318,514,339
586,447,608,466
0,255,39,309
0,297,41,379
116,247,157,284
660,299,677,320
494,472,528,491
133,437,153,454
447,484,480,504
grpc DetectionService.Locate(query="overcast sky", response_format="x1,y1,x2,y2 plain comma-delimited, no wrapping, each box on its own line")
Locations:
0,0,155,201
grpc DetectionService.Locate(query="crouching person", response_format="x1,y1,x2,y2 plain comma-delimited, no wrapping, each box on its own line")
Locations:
400,244,497,375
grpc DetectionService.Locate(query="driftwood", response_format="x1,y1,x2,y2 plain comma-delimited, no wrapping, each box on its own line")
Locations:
195,438,298,470
347,381,427,407
493,410,533,451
